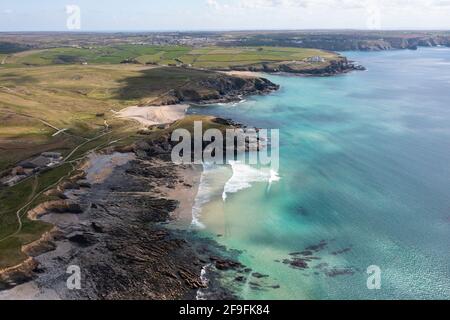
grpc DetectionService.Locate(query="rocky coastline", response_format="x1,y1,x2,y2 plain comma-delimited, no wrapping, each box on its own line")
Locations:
221,33,450,52
211,57,365,76
147,72,280,106
0,136,248,299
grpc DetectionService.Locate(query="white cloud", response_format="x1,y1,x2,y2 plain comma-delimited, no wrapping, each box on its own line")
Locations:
238,0,310,8
207,0,450,10
204,0,450,29
3,9,13,14
206,0,221,9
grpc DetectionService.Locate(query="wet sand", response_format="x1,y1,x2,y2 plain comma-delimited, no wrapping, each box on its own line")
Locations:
163,164,202,226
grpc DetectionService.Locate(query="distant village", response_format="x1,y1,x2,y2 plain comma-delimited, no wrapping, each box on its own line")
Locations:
0,152,63,187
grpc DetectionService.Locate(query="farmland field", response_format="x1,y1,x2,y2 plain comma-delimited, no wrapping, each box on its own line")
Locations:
1,45,339,69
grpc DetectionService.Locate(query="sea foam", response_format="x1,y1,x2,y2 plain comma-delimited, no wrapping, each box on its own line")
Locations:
222,161,280,201
191,163,230,229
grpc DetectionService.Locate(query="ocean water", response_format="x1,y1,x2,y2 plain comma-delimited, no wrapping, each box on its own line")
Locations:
188,48,450,300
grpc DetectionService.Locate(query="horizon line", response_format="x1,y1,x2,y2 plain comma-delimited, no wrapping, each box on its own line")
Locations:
1,28,450,34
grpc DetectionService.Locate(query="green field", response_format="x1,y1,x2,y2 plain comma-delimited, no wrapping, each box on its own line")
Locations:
0,164,73,269
1,45,339,70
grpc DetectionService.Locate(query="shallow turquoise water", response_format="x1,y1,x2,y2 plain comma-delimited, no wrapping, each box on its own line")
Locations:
189,48,450,300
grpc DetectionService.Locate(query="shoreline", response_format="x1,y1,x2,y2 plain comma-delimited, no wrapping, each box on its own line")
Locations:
0,65,362,299
162,164,203,226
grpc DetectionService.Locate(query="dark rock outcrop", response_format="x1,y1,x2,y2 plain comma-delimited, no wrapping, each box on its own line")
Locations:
164,74,280,105
212,57,365,76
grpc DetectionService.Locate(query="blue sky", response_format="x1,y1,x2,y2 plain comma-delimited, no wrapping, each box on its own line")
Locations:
1,0,450,31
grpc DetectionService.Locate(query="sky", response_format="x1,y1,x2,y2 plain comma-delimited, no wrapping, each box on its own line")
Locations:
1,0,450,32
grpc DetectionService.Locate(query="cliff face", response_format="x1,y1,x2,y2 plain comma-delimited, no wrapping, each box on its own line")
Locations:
222,34,450,52
275,58,365,75
196,75,280,98
212,57,364,76
0,258,39,290
308,37,449,51
305,36,450,51
152,73,280,105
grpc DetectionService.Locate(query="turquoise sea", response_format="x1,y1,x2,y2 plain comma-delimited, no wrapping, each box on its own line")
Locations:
188,48,450,300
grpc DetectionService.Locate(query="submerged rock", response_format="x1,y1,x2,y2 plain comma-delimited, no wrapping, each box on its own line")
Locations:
210,256,243,271
283,258,309,270
67,232,97,247
252,272,269,279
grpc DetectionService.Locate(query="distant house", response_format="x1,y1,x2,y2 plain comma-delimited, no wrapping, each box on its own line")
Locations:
11,166,25,176
29,156,52,168
41,152,62,159
19,153,60,169
19,160,38,169
3,175,26,187
306,56,326,63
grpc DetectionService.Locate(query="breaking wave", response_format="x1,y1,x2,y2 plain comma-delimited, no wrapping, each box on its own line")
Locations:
222,161,280,201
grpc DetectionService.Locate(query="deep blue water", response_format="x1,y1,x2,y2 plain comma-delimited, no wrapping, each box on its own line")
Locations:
189,48,450,299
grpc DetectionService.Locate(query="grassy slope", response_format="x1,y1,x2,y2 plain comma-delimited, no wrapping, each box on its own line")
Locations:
0,164,73,268
0,63,232,171
0,65,227,171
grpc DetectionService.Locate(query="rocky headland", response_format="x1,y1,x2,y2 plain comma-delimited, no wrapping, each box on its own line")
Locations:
211,57,365,76
220,32,450,52
147,72,280,106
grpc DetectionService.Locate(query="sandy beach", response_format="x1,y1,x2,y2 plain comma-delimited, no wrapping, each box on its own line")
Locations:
163,164,202,226
221,71,264,78
115,104,189,127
